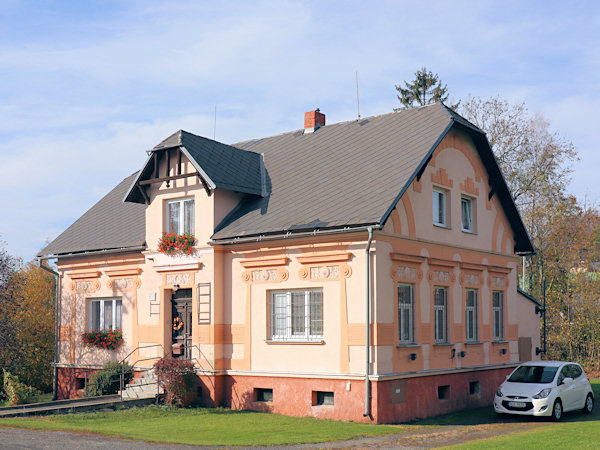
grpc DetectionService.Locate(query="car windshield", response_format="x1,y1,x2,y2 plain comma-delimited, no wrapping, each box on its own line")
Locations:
508,365,559,383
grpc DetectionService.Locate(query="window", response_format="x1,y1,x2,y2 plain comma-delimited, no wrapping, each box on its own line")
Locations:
314,391,334,405
492,291,504,340
438,385,450,400
255,388,273,402
432,188,447,226
89,298,122,330
469,381,481,396
461,197,473,232
465,289,478,342
398,284,414,344
434,287,448,343
270,289,323,341
166,197,194,234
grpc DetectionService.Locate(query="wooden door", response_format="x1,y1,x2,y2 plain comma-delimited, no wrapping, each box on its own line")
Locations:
172,289,192,359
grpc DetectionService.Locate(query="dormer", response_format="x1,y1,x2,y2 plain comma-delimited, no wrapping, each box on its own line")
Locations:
124,130,265,249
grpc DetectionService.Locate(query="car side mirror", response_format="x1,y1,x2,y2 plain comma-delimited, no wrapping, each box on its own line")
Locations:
562,377,573,385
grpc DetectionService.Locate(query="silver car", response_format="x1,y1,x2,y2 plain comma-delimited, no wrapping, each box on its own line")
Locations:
494,361,594,421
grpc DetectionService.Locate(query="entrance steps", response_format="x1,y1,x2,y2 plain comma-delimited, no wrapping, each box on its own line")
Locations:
120,369,163,400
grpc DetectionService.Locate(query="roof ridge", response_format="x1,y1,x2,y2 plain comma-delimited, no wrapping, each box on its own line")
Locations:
233,105,441,148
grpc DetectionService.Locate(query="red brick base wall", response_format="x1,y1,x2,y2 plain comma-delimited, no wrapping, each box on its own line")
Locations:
60,365,515,422
57,367,99,399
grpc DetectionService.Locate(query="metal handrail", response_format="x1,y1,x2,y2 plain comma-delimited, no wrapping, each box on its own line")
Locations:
119,344,164,401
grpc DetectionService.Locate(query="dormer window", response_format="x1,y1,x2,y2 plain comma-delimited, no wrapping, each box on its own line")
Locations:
432,188,447,227
166,197,194,234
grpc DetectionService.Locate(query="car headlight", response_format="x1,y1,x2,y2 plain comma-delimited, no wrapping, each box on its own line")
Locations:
532,388,552,399
496,388,503,397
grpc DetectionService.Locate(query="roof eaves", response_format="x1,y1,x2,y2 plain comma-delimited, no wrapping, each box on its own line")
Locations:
123,163,150,203
517,287,543,308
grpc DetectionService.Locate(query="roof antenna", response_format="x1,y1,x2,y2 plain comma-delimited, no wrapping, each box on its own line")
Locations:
213,106,217,140
355,71,361,120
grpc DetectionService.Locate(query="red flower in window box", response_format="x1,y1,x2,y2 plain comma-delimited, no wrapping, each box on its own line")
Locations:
158,232,196,255
81,328,124,350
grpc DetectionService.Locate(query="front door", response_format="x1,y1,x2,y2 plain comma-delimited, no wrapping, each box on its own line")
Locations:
171,289,192,359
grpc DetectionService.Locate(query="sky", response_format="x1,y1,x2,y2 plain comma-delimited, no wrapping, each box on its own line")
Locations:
1,0,599,261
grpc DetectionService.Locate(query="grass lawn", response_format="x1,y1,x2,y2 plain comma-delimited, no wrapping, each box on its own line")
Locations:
0,406,402,446
447,379,600,449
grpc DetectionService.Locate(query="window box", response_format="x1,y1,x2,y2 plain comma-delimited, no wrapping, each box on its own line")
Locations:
158,232,196,255
81,328,123,350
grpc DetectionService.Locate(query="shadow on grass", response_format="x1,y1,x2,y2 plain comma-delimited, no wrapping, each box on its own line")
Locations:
409,403,599,427
408,379,600,427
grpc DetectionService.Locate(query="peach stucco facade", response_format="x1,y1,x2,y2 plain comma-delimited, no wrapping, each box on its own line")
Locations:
54,125,540,422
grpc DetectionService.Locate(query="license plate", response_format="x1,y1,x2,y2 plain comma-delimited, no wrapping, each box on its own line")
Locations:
508,401,526,408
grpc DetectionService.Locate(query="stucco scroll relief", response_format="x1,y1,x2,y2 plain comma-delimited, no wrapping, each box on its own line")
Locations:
491,276,506,288
166,273,191,286
311,265,339,279
396,266,417,281
461,273,481,286
253,269,277,282
242,268,289,283
71,280,100,292
428,270,455,284
108,278,133,290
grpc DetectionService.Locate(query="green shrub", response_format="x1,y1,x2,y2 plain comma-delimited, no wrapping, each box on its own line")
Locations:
2,369,40,406
154,357,197,406
84,361,133,397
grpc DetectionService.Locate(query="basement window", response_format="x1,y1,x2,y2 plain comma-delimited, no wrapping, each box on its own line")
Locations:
313,391,334,406
255,388,273,402
438,385,450,400
469,381,481,396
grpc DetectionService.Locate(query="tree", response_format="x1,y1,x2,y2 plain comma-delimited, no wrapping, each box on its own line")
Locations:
458,95,600,372
458,96,577,207
395,67,449,110
0,258,55,392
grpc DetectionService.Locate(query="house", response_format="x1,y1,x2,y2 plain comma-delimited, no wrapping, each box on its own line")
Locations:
39,103,541,423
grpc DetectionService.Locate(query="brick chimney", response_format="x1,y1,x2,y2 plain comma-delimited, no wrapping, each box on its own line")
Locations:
304,109,325,133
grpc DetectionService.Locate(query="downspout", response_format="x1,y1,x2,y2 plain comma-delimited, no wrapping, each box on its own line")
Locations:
363,226,374,418
38,256,60,401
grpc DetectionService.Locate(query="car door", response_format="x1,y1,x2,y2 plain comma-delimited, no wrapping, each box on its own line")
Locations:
557,365,576,411
568,364,587,409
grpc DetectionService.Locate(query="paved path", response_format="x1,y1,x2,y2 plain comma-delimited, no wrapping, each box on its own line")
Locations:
0,427,200,449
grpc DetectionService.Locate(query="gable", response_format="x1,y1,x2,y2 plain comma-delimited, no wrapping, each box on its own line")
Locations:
124,130,264,204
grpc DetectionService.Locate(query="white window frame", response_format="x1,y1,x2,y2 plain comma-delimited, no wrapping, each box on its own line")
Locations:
269,289,323,342
465,288,478,342
433,188,447,227
398,283,414,344
461,196,473,232
166,197,195,235
434,286,448,343
492,290,504,341
89,297,122,330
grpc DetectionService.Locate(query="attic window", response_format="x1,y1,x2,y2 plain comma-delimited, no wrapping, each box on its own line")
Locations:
166,198,195,235
432,188,447,227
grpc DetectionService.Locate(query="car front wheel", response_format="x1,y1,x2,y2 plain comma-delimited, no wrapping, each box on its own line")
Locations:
552,399,563,421
583,394,594,414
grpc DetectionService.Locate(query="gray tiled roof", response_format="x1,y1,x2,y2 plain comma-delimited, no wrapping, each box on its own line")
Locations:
38,173,146,256
213,104,453,238
41,103,534,256
124,130,263,203
213,103,532,253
